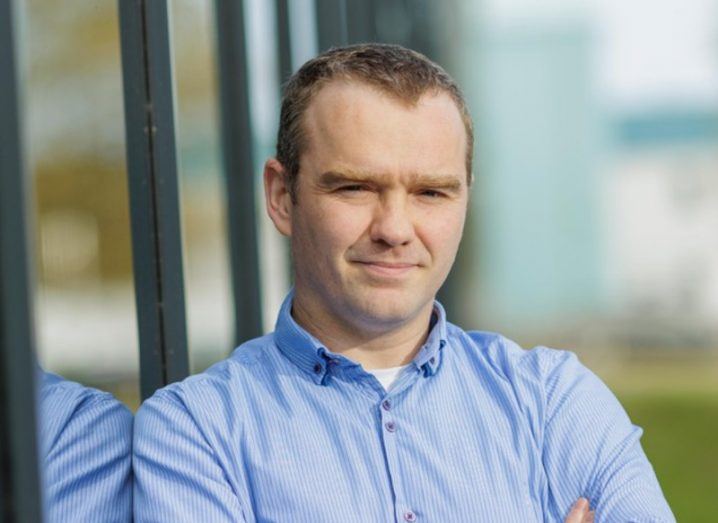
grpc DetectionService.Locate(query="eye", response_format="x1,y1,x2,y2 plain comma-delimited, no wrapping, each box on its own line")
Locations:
417,189,445,199
338,184,369,193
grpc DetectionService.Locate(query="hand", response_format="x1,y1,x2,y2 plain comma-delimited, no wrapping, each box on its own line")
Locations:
564,497,595,523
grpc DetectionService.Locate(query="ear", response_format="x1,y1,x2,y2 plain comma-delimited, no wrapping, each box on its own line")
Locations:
263,157,292,237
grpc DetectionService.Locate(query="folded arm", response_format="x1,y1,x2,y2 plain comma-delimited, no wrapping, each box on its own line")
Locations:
540,350,675,522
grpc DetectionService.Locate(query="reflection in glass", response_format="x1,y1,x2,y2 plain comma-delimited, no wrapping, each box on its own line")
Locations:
22,2,138,519
38,370,132,521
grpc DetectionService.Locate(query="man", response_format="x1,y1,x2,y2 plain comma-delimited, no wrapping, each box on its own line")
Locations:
39,370,132,522
134,44,674,522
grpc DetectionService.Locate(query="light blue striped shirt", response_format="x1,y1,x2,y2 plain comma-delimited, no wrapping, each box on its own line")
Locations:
134,293,674,522
39,371,133,522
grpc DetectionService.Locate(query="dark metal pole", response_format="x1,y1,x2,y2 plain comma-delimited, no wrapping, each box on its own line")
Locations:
118,0,190,400
346,0,378,43
0,0,43,520
315,0,378,50
315,0,348,51
275,0,293,85
213,0,263,347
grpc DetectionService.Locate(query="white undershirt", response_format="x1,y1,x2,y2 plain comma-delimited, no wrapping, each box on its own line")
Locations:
367,363,412,391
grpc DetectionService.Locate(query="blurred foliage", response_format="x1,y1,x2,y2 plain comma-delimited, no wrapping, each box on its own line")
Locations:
26,1,119,79
34,158,133,283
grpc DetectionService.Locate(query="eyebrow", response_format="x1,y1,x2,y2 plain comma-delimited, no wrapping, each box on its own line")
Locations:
317,170,464,193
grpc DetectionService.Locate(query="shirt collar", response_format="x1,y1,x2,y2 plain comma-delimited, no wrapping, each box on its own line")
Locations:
273,289,448,385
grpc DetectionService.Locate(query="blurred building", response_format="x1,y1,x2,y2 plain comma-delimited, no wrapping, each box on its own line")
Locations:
464,21,603,338
604,109,718,349
452,0,718,354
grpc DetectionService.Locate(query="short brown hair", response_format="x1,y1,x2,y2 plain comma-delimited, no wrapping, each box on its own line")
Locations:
276,43,474,200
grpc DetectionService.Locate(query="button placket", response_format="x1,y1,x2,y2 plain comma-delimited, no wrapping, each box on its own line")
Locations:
380,396,396,433
378,396,416,523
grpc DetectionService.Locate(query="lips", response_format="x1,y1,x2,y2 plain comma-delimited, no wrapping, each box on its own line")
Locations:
353,260,418,277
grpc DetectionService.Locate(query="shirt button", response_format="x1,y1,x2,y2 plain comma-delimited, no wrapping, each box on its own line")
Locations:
381,399,392,411
313,363,322,374
384,421,396,433
429,357,436,365
403,510,417,521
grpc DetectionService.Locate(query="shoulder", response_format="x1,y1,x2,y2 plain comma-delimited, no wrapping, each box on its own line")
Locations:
136,334,277,434
39,372,132,440
40,371,131,412
445,326,623,443
446,324,577,386
38,372,132,462
143,334,274,404
445,325,607,425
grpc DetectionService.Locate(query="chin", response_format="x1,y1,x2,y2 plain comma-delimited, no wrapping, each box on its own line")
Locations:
349,291,426,327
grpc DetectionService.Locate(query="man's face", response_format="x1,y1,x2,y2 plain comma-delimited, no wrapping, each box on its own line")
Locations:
267,81,469,333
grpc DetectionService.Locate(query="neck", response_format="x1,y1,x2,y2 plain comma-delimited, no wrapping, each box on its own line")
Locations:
291,292,434,370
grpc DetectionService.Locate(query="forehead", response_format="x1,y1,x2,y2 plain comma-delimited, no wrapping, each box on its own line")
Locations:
300,80,467,180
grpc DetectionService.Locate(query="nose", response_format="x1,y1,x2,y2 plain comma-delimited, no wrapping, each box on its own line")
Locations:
369,194,415,247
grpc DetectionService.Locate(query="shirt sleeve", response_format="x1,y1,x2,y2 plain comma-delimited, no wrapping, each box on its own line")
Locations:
43,395,133,523
538,349,675,522
133,390,247,523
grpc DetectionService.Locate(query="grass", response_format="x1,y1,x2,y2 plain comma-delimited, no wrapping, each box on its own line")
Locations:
598,356,718,523
616,391,718,522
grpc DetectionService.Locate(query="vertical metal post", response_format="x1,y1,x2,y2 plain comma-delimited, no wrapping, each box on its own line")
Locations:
370,0,437,56
118,0,190,400
275,0,293,86
0,0,43,520
346,0,378,43
214,0,263,347
314,0,348,51
315,0,379,51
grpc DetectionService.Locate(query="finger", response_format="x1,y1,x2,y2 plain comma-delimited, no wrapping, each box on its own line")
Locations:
564,497,589,523
584,510,595,523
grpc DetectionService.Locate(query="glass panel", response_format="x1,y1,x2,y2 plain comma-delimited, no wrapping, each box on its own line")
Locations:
22,2,136,520
25,1,139,406
170,0,233,372
171,0,290,374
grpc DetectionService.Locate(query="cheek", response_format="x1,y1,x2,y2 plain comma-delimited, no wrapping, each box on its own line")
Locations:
420,208,466,255
293,203,368,257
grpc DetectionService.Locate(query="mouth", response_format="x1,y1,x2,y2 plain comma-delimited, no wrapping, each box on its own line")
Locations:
353,261,418,278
